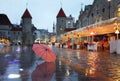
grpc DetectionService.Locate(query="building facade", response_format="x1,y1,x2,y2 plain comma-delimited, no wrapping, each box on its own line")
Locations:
66,15,74,28
0,9,36,45
56,8,76,36
34,29,49,43
10,24,22,45
0,14,23,45
0,14,12,40
76,0,120,28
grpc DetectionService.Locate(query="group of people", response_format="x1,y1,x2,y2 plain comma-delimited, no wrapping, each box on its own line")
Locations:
55,36,110,51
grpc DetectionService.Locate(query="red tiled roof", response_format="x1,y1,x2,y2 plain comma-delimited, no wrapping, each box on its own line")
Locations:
57,8,66,18
64,28,77,31
11,27,22,31
0,14,11,25
11,24,22,31
22,9,32,18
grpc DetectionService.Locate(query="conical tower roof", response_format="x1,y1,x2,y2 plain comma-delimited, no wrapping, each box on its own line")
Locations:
22,9,32,19
57,8,66,18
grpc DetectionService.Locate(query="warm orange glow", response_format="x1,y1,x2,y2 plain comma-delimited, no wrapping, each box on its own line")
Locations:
60,17,120,41
117,7,120,17
90,32,95,35
115,30,119,34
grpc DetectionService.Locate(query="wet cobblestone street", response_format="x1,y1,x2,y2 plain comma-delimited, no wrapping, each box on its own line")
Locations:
0,45,120,81
54,47,120,81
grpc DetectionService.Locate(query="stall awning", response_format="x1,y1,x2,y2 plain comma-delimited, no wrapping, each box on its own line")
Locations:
62,17,120,38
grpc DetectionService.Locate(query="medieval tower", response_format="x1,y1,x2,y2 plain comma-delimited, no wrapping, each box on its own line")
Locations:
56,8,66,36
21,9,34,45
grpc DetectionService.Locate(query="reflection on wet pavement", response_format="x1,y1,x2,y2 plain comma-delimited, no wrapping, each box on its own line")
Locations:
0,46,36,81
55,48,120,81
32,62,56,81
0,46,120,81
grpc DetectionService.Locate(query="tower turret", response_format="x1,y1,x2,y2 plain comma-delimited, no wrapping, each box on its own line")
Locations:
21,8,33,45
56,8,66,36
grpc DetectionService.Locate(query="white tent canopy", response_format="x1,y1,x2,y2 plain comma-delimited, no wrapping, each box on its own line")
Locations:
61,17,120,39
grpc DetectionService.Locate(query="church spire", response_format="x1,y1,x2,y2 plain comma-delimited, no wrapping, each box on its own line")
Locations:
53,22,55,33
80,3,83,15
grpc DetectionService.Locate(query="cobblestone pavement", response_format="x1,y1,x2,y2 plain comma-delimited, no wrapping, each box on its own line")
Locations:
53,47,120,81
0,46,120,81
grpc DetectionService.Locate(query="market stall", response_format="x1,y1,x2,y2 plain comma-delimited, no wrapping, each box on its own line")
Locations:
59,17,120,52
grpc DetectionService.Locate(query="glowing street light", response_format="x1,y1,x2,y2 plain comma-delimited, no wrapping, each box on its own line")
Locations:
115,30,119,40
114,23,120,40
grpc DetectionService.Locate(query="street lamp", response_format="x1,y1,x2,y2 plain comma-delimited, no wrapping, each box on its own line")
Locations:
114,23,120,40
115,30,119,40
107,0,111,19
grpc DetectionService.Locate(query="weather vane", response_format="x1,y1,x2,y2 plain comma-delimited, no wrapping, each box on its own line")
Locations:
26,0,29,8
60,0,62,7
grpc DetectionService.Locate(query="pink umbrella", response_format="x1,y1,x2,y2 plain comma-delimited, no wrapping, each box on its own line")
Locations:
32,44,56,62
32,62,56,81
